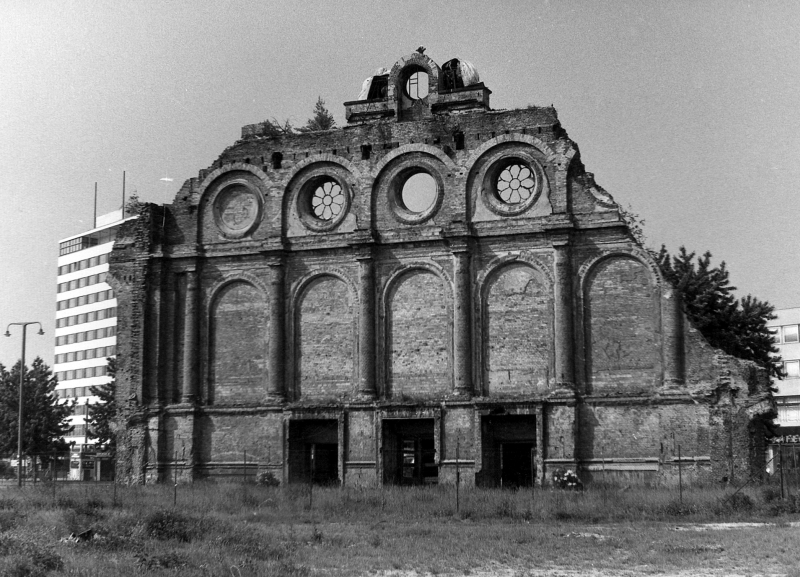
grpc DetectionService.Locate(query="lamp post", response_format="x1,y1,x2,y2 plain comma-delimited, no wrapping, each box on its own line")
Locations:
4,322,44,487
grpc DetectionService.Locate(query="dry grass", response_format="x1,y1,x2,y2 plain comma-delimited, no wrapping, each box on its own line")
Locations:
1,482,799,576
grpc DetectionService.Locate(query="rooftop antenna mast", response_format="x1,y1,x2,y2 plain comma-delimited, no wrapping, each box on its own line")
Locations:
122,170,126,219
93,182,97,229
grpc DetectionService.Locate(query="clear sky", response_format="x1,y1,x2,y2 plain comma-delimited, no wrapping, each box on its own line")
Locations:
1,0,799,366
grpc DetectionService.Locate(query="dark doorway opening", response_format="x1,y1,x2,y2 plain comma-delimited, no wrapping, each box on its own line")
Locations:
288,419,339,485
382,418,437,485
501,442,534,488
479,414,536,488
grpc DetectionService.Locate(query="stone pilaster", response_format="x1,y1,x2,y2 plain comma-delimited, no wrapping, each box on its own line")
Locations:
181,268,198,403
453,248,473,397
553,241,575,390
662,285,685,387
357,254,377,399
267,261,285,400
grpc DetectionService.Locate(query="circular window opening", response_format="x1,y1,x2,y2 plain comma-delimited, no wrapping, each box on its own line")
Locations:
401,172,437,213
311,179,345,221
404,70,429,100
496,163,536,205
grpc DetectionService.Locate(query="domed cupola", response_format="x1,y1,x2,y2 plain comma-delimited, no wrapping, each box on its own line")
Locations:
345,49,491,124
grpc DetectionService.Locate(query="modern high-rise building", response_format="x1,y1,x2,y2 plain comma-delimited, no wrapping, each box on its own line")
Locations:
766,308,800,475
53,209,133,472
769,309,800,431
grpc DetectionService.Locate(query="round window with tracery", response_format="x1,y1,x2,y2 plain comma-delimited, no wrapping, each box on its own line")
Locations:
496,163,536,205
311,180,345,221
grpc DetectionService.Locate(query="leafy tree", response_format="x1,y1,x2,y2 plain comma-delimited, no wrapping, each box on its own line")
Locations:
619,204,647,246
124,191,146,216
297,96,336,133
87,357,117,454
0,357,72,459
654,246,781,379
260,117,294,137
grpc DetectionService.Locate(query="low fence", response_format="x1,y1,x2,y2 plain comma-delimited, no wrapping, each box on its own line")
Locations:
0,450,114,485
4,446,800,507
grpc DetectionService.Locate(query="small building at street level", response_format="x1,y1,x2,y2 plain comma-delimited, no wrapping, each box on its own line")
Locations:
110,50,774,486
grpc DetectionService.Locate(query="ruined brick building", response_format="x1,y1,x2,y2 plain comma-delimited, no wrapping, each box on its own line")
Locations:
111,50,774,486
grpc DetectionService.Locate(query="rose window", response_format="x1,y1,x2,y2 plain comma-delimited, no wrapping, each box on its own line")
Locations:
311,180,345,221
496,164,535,204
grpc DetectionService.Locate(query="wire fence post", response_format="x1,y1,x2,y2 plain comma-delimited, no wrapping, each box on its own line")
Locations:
309,446,315,511
780,445,785,500
173,450,178,507
601,443,607,507
112,456,117,508
678,444,683,504
52,449,57,503
455,437,460,515
787,445,792,500
530,447,535,513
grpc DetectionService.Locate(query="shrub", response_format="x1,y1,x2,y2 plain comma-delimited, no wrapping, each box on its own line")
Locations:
0,534,63,576
143,509,196,542
716,492,755,515
762,486,781,503
256,470,281,487
552,468,584,490
663,500,697,517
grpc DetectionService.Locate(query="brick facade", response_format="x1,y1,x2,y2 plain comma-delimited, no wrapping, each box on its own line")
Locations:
111,51,774,486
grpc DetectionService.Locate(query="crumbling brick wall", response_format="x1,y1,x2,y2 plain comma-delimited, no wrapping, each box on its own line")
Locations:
110,51,774,487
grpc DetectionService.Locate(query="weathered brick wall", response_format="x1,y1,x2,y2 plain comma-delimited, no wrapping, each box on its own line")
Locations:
387,270,451,398
585,256,658,394
346,410,376,462
484,263,552,396
210,281,268,404
198,413,282,464
439,407,475,486
296,276,355,400
545,405,575,460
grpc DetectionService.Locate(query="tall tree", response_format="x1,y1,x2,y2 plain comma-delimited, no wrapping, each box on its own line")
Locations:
297,96,336,132
0,357,72,458
654,246,781,378
87,357,117,453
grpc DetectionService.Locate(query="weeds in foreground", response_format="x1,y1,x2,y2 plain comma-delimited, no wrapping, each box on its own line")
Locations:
0,483,799,575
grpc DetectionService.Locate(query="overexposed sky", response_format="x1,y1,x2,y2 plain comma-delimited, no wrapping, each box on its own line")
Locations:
1,0,799,365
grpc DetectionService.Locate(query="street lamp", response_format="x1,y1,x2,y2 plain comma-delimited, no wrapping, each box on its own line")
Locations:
4,322,44,487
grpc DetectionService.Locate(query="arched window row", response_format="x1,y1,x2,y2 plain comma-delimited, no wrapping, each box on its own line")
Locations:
200,255,666,403
202,141,560,241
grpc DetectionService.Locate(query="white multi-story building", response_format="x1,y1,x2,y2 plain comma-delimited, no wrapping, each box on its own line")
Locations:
769,308,800,430
767,308,800,475
53,210,133,476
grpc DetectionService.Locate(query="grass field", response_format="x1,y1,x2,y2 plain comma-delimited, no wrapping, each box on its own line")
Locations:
2,481,800,576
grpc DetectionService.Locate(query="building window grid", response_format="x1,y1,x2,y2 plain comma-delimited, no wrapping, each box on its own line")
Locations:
67,425,88,437
56,385,103,400
56,365,108,382
57,289,115,311
58,227,118,256
58,387,104,400
55,325,116,347
784,360,800,378
57,272,108,294
784,325,800,344
55,307,116,329
57,253,109,276
55,345,116,365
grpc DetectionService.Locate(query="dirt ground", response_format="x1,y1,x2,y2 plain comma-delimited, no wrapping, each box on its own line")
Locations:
370,523,800,577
